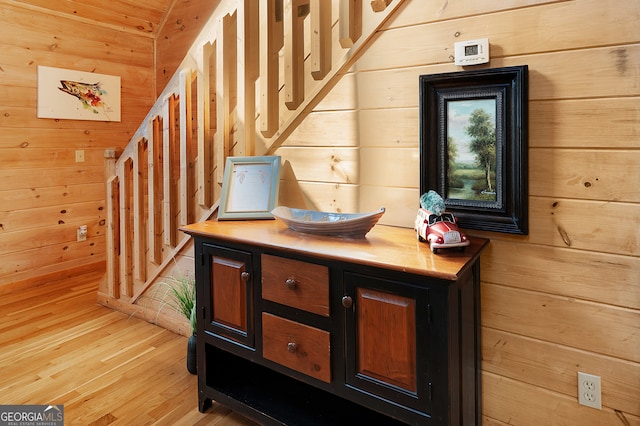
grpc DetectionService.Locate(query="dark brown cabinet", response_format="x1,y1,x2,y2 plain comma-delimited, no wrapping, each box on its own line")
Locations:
200,244,254,348
181,220,487,425
343,272,429,415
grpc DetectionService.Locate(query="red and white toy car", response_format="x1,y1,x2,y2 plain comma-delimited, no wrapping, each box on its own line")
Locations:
414,207,470,254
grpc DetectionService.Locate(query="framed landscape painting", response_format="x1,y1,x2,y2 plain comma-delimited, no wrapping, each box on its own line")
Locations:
419,66,528,234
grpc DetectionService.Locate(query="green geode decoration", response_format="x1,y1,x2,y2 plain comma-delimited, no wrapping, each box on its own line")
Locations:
420,190,446,216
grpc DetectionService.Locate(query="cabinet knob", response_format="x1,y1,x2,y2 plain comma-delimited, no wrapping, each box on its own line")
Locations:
285,278,298,290
287,342,298,353
341,295,353,309
241,271,250,282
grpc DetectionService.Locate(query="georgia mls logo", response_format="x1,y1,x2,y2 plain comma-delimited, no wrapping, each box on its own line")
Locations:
0,404,64,426
44,405,63,418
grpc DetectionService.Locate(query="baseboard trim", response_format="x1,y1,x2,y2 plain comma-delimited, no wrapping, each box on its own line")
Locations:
97,292,192,337
0,261,106,296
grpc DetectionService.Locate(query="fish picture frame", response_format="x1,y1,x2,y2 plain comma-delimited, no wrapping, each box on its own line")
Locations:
37,66,121,122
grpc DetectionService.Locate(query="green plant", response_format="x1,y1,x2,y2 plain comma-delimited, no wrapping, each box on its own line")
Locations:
156,272,197,334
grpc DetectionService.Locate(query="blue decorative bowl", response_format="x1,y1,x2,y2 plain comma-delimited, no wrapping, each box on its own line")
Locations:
271,206,385,238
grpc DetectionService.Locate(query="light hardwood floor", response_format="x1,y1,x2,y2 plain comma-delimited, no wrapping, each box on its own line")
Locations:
0,269,258,426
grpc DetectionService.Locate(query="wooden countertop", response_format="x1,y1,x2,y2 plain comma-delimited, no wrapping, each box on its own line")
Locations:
180,220,488,281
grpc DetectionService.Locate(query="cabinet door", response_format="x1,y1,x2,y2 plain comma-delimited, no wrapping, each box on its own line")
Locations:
343,272,431,415
201,243,254,348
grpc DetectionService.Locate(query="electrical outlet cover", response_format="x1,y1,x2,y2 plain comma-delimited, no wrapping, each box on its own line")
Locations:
578,372,602,409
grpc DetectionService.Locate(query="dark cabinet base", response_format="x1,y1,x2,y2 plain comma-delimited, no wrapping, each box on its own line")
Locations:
201,345,407,426
181,221,487,426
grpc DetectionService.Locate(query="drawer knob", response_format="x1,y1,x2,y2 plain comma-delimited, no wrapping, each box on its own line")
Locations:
341,295,353,309
241,271,250,282
285,278,298,290
287,342,298,353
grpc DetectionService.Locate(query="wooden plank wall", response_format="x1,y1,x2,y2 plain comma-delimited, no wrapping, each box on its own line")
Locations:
0,0,213,289
1,0,638,422
154,0,222,95
276,0,640,423
0,1,155,287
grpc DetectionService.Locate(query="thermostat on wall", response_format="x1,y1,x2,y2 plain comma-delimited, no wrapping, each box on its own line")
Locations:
454,38,490,66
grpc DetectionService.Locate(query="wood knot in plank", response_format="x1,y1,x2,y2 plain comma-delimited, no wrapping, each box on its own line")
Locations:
371,0,392,12
584,177,599,188
610,48,628,75
557,226,572,247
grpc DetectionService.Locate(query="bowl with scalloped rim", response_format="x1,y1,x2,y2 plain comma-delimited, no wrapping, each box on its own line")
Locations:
271,206,385,238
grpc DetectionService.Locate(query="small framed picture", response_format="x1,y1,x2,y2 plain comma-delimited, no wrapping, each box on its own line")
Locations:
218,156,281,220
37,66,121,122
420,66,528,234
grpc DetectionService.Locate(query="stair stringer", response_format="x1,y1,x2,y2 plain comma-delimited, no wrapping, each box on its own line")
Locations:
98,0,407,336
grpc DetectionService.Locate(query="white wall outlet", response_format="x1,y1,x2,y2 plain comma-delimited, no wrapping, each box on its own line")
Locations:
75,149,85,162
578,372,602,409
77,225,88,242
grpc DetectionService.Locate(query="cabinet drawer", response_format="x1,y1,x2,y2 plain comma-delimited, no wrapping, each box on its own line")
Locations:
261,254,329,316
262,313,331,383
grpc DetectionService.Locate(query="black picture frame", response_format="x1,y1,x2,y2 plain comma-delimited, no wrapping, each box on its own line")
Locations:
419,65,528,234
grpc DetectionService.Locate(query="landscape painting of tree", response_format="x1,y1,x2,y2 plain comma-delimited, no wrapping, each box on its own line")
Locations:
420,65,528,234
446,99,496,202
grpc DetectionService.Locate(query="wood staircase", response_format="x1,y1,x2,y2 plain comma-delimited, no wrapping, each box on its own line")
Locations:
97,0,406,335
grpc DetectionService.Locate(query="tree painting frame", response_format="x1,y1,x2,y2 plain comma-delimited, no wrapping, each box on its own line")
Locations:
420,66,528,234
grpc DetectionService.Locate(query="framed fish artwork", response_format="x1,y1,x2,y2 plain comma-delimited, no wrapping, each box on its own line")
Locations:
37,66,121,122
